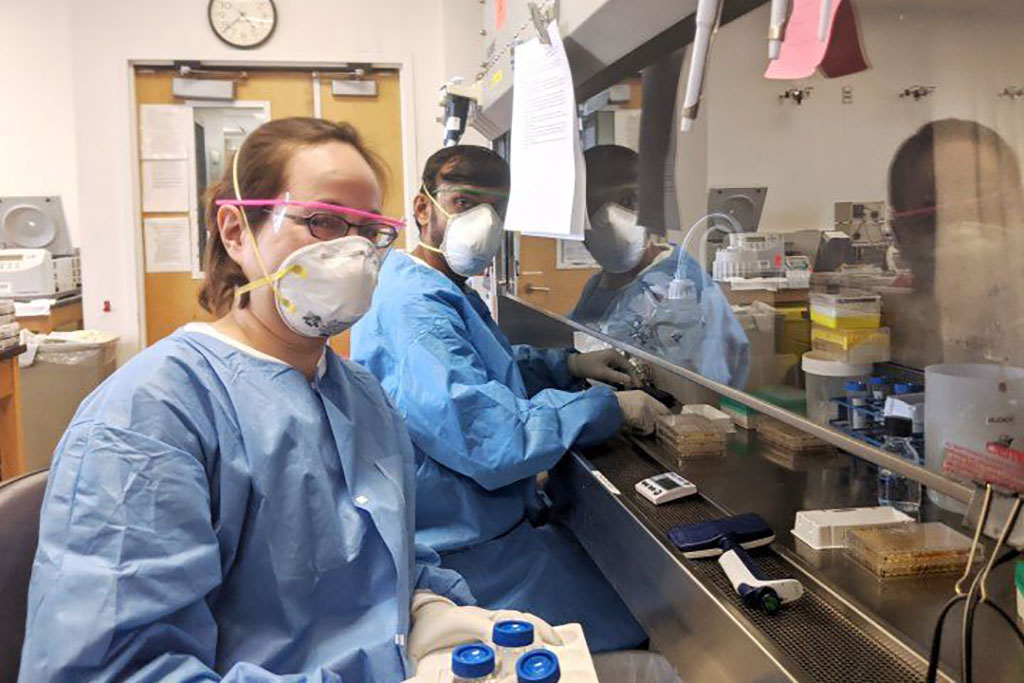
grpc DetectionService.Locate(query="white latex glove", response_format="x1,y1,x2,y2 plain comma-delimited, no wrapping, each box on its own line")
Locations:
408,591,563,665
615,390,670,435
567,349,637,387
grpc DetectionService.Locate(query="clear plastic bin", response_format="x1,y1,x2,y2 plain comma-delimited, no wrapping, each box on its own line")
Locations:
810,290,882,329
845,522,979,578
801,351,872,426
20,330,119,470
811,326,890,363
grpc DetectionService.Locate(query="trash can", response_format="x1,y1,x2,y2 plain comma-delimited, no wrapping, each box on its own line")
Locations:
19,330,118,471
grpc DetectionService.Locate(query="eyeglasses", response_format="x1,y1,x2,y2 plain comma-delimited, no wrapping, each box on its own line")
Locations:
430,185,510,217
271,211,399,247
215,197,405,248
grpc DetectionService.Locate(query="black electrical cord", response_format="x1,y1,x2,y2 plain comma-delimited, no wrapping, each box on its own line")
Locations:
925,548,1020,683
963,545,1021,683
925,594,965,683
979,598,1024,647
963,583,1024,682
962,571,984,683
963,495,1021,683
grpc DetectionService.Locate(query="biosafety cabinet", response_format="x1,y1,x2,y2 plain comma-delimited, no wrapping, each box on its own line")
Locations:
452,1,1024,681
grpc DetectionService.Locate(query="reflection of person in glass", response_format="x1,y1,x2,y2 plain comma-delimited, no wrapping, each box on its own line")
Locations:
887,119,1024,368
570,144,749,388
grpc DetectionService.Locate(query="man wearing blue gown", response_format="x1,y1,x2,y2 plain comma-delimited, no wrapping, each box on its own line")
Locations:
570,145,749,388
351,146,670,652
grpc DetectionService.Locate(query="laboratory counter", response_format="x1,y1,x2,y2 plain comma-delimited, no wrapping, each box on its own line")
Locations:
547,429,1022,682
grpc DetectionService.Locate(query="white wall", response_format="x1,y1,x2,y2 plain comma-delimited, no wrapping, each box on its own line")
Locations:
685,0,1024,233
0,1,79,242
1,0,484,359
439,0,490,147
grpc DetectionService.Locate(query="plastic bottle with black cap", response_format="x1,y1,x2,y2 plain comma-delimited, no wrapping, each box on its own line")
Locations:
877,416,923,516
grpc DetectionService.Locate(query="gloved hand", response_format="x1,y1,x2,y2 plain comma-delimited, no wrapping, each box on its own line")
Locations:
615,390,670,435
408,591,563,665
567,349,637,387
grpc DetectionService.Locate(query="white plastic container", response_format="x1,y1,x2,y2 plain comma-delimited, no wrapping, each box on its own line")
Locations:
924,363,1024,512
809,290,882,329
802,351,872,426
793,506,914,550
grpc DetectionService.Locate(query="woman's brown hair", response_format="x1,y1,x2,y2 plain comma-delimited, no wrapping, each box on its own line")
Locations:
199,117,389,316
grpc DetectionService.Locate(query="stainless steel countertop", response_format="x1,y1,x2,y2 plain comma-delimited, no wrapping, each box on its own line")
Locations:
570,430,1023,681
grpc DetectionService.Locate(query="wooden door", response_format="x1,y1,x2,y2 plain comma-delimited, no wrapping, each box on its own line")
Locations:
134,68,404,357
517,236,599,316
318,73,405,357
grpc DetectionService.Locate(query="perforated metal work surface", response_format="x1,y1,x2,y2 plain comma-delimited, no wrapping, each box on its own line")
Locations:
586,445,927,683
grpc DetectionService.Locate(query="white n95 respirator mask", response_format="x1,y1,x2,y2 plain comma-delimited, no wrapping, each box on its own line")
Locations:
585,203,647,274
237,236,381,338
421,190,505,277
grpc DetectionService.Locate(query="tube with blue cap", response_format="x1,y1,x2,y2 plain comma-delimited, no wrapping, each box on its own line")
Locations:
516,649,560,683
452,643,497,682
680,0,723,132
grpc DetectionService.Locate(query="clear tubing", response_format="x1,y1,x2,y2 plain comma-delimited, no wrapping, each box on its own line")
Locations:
677,211,743,282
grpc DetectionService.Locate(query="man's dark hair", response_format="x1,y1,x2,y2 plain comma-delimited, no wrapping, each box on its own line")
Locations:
421,145,510,195
583,144,639,189
888,118,1021,289
888,119,1020,213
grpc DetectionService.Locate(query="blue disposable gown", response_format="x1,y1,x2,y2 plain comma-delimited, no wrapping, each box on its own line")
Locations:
351,251,646,652
19,326,472,683
570,246,750,388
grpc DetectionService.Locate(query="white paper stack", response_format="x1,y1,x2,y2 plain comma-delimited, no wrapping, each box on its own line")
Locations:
503,22,588,242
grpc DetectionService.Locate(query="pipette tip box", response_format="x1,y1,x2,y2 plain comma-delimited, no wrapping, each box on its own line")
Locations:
792,506,913,550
